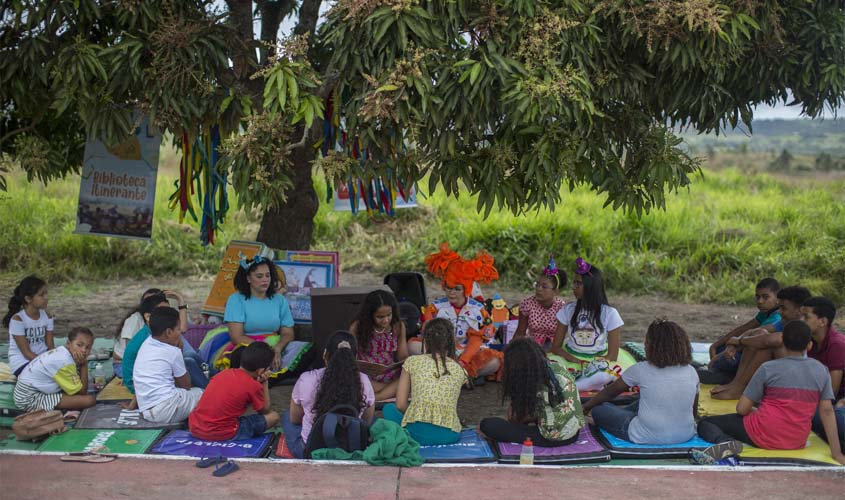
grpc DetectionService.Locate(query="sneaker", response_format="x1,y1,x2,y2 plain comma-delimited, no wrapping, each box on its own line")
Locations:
691,440,743,465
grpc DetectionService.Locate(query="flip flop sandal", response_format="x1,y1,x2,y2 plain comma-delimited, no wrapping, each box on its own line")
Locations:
213,460,239,477
195,455,226,469
60,452,117,463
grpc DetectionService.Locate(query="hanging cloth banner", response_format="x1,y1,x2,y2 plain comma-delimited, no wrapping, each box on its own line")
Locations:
168,124,229,245
75,115,160,240
322,90,418,214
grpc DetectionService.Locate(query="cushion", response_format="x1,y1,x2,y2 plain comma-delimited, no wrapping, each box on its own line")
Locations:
497,426,610,464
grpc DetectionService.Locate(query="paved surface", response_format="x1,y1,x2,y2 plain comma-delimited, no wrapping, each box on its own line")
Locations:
1,455,843,499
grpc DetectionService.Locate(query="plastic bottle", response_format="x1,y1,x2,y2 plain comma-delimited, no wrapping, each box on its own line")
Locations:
93,362,106,389
519,437,534,465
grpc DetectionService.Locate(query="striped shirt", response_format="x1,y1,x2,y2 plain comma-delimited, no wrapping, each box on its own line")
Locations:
743,356,833,450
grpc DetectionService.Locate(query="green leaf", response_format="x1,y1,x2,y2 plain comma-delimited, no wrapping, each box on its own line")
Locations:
469,63,481,85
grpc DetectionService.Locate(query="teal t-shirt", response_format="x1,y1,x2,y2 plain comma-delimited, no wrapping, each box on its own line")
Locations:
122,325,150,394
755,309,781,327
223,293,295,335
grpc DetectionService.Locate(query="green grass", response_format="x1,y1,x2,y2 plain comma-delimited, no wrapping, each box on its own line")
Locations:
312,168,845,305
1,163,843,306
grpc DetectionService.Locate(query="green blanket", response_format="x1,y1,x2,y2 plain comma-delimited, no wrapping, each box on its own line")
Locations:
311,418,424,467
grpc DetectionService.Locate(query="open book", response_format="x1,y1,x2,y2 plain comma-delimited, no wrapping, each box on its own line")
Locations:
357,360,404,377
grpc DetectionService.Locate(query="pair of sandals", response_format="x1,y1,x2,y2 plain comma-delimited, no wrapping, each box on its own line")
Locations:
196,455,239,477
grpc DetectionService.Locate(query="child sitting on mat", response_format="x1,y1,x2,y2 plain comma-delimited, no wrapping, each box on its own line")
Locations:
113,288,162,377
13,326,96,412
700,277,781,391
122,291,207,410
189,342,280,441
350,290,408,401
696,320,845,465
582,320,699,444
550,258,624,369
479,338,584,446
282,331,375,459
513,255,567,348
4,275,55,377
383,318,467,445
134,307,204,424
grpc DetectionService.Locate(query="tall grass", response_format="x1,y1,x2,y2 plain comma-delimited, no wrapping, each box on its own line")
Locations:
313,168,845,305
2,164,843,305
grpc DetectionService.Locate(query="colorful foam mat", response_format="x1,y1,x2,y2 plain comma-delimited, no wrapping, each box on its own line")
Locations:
149,429,273,458
273,432,295,459
697,384,741,417
96,377,134,402
75,404,183,430
38,429,162,454
738,433,841,466
0,382,24,418
497,426,610,465
418,429,497,463
595,426,713,459
0,435,41,451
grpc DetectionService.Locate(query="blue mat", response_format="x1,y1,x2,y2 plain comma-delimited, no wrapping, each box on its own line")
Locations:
596,426,714,459
148,429,273,458
417,429,497,463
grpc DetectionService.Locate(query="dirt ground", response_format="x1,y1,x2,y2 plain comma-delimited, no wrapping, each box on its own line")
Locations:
5,272,841,427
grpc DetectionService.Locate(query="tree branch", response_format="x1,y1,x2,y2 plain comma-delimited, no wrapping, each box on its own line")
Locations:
225,0,258,80
294,0,322,37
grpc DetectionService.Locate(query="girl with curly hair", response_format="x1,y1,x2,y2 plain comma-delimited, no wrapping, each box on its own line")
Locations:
350,290,408,401
582,319,699,444
479,338,584,446
283,331,375,458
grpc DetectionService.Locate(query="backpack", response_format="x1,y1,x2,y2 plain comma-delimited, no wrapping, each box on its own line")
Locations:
12,409,67,441
304,404,371,458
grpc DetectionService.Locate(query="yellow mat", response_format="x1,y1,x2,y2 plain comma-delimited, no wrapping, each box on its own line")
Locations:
740,433,840,465
698,385,839,465
96,377,133,402
698,384,740,417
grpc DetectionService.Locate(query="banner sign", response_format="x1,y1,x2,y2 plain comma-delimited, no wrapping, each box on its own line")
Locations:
75,117,160,239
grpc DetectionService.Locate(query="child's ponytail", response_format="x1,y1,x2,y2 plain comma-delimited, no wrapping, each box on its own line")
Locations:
422,318,457,378
3,276,46,328
314,331,366,419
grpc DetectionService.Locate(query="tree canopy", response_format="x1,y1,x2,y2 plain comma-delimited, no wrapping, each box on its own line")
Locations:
2,1,843,247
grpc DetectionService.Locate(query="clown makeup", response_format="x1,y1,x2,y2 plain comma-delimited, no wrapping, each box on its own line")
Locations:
444,284,467,307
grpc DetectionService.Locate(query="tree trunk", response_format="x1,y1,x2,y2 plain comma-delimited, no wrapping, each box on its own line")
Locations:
256,140,318,250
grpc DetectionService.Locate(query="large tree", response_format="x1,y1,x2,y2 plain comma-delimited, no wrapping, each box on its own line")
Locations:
2,1,844,250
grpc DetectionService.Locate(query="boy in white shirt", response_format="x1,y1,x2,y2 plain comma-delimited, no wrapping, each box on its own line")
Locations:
134,307,203,424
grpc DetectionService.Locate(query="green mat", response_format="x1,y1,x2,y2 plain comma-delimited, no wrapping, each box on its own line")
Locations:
0,383,22,419
37,429,162,454
0,435,41,451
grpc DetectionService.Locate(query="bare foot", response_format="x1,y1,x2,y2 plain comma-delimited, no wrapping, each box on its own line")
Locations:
711,384,743,400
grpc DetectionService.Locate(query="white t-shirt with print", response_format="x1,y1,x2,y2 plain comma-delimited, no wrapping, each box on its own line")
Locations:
133,337,187,412
17,346,82,395
8,309,54,372
555,302,623,355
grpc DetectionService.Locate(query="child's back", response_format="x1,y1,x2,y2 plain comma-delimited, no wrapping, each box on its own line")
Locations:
744,355,833,449
402,354,465,431
189,369,263,440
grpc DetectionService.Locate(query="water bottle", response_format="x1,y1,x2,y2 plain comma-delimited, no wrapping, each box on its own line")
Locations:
519,437,534,465
93,362,106,390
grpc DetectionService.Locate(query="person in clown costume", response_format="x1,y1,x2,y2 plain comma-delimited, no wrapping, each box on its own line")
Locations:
411,243,503,382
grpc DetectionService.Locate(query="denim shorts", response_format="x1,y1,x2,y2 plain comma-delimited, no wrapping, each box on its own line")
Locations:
232,413,268,441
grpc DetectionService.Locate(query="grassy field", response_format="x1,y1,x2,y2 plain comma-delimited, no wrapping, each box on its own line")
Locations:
1,153,843,305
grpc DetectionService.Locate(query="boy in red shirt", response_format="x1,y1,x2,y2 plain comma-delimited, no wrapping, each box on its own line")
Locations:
189,342,280,440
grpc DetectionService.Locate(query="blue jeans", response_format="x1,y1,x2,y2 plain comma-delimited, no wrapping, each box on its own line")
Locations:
232,413,268,441
591,401,639,442
281,410,305,459
710,345,741,374
812,404,845,444
182,340,208,389
382,403,460,445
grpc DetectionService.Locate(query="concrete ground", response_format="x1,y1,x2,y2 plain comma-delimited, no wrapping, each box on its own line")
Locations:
1,455,843,500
